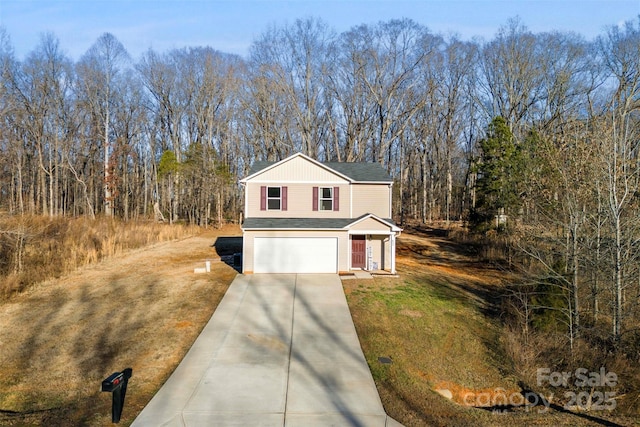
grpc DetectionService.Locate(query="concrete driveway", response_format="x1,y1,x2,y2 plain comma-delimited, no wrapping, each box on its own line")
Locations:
131,274,402,427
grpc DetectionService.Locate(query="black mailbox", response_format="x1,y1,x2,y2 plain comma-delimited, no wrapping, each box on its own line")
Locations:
102,371,125,392
101,368,132,423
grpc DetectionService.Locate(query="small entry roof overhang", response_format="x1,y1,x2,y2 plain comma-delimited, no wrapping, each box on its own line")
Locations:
344,213,403,234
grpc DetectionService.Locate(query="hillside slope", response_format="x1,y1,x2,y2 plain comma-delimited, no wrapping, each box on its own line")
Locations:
344,226,632,427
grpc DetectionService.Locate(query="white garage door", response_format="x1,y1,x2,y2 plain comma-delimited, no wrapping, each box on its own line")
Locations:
254,237,338,273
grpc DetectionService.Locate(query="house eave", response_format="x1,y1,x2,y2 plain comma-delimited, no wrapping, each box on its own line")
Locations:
347,230,397,235
239,152,355,184
351,180,393,185
242,227,346,232
344,213,403,233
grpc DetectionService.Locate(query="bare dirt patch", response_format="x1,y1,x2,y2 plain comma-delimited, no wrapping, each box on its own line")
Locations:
0,225,241,426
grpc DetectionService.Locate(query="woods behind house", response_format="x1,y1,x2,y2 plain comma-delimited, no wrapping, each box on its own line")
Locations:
1,16,640,413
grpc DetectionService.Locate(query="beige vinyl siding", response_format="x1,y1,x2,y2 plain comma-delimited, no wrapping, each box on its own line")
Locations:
242,230,349,273
349,217,392,232
351,184,391,218
246,182,349,218
251,155,349,183
370,236,386,270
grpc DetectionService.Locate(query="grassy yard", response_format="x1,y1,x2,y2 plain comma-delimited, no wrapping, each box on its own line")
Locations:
0,220,634,426
0,225,241,426
344,226,633,427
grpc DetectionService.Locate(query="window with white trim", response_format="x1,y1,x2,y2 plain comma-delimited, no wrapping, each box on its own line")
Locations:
319,187,333,211
267,186,281,210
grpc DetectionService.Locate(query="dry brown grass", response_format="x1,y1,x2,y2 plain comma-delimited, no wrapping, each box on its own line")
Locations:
0,222,241,426
1,218,635,426
0,215,199,298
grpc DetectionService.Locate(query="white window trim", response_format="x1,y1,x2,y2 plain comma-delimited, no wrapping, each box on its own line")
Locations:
319,187,333,211
267,186,282,211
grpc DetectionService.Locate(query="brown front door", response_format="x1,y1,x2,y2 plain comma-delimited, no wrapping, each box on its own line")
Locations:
351,235,366,268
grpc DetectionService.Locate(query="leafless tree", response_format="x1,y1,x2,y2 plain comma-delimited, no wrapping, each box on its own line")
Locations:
597,19,640,343
77,33,130,216
477,18,545,138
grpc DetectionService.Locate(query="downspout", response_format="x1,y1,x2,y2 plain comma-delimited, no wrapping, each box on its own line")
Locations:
388,183,393,219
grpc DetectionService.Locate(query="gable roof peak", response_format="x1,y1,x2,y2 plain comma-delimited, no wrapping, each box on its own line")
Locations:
241,152,392,183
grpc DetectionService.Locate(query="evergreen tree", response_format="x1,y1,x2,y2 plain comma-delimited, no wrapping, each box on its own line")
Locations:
471,116,523,230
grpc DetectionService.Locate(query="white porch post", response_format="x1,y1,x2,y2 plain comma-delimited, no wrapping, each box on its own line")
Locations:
390,233,397,274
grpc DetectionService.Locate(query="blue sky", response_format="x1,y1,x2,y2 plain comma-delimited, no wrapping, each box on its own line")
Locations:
1,0,639,61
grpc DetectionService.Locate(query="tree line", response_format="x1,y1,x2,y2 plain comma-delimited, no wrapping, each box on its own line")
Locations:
1,16,640,350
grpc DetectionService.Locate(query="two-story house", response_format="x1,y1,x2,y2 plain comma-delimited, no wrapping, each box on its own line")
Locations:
239,152,402,274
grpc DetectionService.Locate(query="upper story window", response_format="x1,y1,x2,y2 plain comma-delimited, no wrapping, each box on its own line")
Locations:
313,186,339,211
267,187,281,210
319,187,333,211
260,186,287,211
